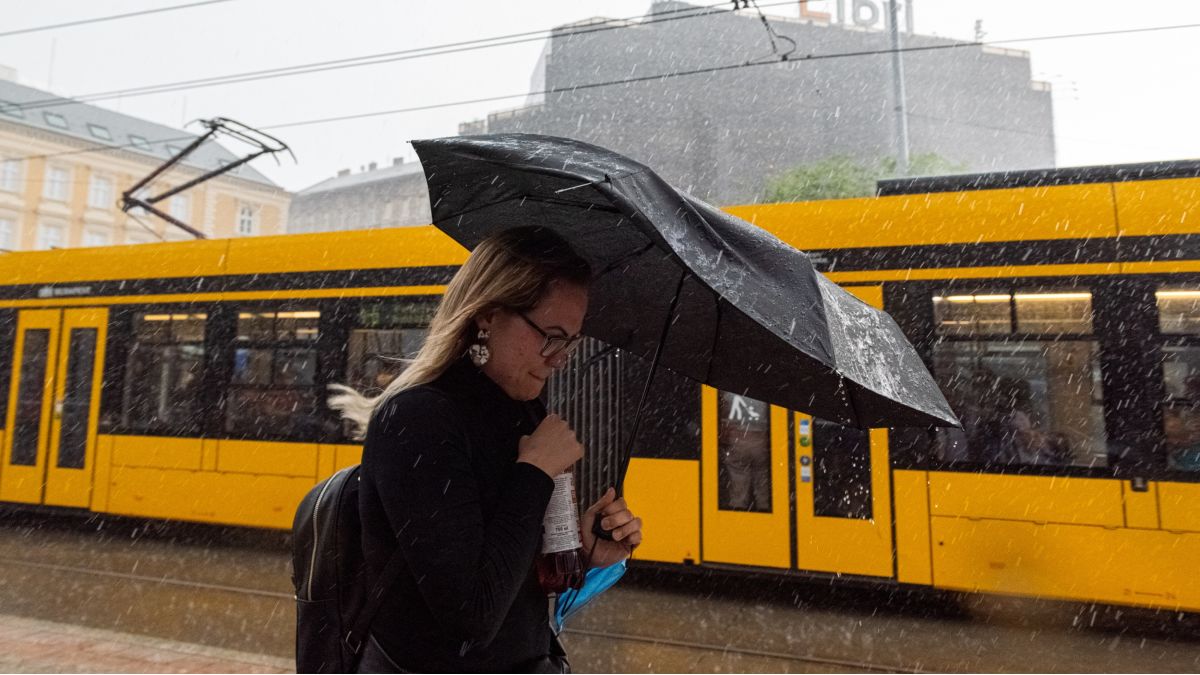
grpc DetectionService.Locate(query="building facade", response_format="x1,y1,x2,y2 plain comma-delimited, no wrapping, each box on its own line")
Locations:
0,74,289,252
287,158,431,234
469,1,1056,205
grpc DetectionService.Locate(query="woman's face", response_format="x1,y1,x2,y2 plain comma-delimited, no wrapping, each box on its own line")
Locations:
476,279,589,401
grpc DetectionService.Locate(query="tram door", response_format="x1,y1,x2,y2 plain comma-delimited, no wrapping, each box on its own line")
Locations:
1,308,108,508
794,286,893,578
700,387,792,568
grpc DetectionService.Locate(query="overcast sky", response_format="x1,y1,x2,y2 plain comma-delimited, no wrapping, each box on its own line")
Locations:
1,0,1197,194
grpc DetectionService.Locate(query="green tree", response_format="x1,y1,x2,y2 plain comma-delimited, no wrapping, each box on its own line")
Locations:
763,153,967,203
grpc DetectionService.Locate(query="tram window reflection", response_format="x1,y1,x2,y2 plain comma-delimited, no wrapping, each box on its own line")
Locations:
225,309,322,438
931,288,1107,469
345,300,435,395
717,391,771,513
1158,286,1200,472
121,312,206,435
812,418,872,520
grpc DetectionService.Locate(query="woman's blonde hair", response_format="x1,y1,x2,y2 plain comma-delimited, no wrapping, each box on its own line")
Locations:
328,226,591,439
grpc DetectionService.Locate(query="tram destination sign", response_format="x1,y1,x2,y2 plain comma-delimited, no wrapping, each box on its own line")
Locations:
37,285,94,298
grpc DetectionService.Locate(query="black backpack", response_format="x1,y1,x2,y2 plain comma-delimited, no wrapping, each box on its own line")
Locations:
292,465,406,673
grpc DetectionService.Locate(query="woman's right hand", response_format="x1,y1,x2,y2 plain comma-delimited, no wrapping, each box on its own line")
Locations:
518,414,584,477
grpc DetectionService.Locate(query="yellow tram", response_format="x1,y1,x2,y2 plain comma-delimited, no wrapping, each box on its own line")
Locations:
1,161,1197,613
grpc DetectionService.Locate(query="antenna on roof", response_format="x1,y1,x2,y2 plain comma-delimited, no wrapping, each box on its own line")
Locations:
121,117,294,239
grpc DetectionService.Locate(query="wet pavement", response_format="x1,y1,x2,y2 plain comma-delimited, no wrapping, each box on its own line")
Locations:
0,508,1197,673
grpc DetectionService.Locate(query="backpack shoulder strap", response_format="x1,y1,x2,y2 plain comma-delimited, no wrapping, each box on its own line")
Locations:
345,544,407,656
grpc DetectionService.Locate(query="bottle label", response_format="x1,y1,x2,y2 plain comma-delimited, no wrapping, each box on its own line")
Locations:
541,473,583,554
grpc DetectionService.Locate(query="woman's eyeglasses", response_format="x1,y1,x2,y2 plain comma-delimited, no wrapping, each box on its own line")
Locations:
516,311,584,358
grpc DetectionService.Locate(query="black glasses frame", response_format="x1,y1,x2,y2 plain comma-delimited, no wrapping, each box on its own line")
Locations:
516,311,584,357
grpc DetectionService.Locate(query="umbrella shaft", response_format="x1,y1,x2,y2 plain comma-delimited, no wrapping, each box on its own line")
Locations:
616,271,689,493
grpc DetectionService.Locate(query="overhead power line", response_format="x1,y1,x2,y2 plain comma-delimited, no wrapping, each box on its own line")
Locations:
13,20,1200,165
0,0,237,39
5,0,795,114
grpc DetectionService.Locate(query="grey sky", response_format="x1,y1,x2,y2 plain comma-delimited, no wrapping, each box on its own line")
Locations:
1,0,1196,194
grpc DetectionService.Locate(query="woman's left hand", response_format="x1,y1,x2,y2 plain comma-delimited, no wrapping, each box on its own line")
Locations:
580,487,642,569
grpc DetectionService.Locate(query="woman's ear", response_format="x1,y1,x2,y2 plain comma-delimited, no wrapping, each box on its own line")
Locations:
475,307,498,331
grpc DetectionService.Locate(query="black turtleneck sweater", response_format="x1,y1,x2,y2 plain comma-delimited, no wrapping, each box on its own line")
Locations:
358,357,556,672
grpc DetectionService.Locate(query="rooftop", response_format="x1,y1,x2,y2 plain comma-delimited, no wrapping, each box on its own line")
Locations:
0,77,278,188
296,159,424,196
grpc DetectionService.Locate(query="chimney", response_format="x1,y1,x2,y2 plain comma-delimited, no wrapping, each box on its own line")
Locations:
368,161,378,171
393,157,404,167
337,169,350,177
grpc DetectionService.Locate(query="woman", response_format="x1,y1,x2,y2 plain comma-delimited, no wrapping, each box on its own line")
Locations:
329,226,643,673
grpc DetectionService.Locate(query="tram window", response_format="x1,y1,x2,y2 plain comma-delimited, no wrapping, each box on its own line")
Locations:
344,300,436,396
1157,288,1200,334
226,309,322,438
120,313,207,435
717,391,772,513
933,293,1011,335
1157,287,1200,472
931,289,1108,469
0,310,13,427
932,341,1107,468
812,418,872,520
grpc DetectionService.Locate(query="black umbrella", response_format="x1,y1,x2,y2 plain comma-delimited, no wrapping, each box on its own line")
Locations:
412,133,957,484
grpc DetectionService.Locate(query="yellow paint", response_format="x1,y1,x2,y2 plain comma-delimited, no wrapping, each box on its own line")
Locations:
333,445,363,471
0,285,448,310
1114,178,1200,237
1159,482,1200,533
43,308,108,509
0,226,464,287
930,516,1200,612
893,470,933,585
1,310,61,504
216,439,319,478
317,444,337,479
726,183,1118,251
701,387,791,568
91,435,114,512
825,263,1122,285
928,473,1124,528
106,466,312,529
794,412,894,578
1122,261,1200,275
201,438,219,472
1122,481,1160,530
112,435,204,471
624,457,700,564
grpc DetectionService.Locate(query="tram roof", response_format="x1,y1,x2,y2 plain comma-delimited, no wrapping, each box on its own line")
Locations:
877,158,1200,196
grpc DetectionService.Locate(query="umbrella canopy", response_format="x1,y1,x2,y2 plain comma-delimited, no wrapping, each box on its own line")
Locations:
411,133,957,429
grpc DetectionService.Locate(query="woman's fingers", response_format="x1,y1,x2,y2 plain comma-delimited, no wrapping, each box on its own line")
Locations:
610,516,642,544
599,509,634,531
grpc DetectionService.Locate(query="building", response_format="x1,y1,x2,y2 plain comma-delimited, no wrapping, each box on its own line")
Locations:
467,1,1056,205
287,158,431,234
0,71,289,251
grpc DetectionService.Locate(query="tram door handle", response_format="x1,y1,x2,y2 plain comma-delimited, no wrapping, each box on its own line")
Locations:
1130,476,1149,493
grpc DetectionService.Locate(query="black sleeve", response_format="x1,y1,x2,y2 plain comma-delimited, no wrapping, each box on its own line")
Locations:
363,388,554,647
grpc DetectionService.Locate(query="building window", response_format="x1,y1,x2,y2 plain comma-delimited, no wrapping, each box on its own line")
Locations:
0,100,24,119
169,192,192,222
1,157,22,192
87,174,113,209
0,217,14,250
43,112,68,129
930,289,1108,469
237,204,259,236
128,135,152,151
82,229,110,247
37,223,65,250
42,166,70,201
165,144,183,156
120,312,207,435
87,124,111,141
225,308,323,438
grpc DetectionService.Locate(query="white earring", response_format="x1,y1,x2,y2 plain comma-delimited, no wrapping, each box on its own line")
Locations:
468,328,490,366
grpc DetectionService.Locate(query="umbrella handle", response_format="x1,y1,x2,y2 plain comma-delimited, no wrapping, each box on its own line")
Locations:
591,516,615,542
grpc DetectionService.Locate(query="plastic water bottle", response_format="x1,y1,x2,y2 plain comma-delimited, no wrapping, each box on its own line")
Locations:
536,470,585,594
